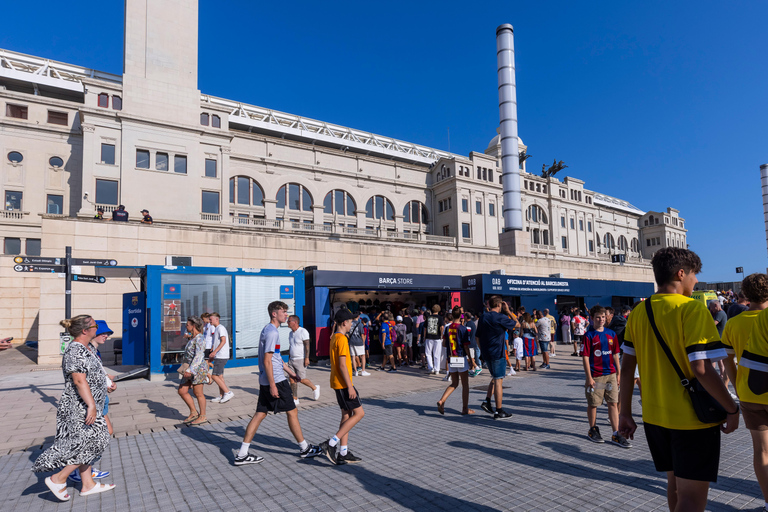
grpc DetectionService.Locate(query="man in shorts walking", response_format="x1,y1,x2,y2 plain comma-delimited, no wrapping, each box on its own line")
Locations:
436,307,476,415
349,312,370,376
477,296,518,419
235,301,322,466
320,308,365,465
209,313,234,403
287,315,320,405
619,247,739,512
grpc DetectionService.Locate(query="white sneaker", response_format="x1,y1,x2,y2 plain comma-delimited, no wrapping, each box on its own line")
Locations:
313,385,320,401
294,399,300,406
220,391,234,403
210,396,222,403
508,368,517,376
354,370,359,377
360,371,371,376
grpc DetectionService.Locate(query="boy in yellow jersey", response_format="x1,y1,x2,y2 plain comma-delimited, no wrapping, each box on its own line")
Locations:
618,247,739,512
436,307,476,415
320,308,365,465
722,274,768,388
724,274,768,512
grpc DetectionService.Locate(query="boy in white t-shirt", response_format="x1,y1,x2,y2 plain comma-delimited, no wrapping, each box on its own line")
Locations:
513,336,523,372
209,313,234,404
201,313,214,384
287,315,320,405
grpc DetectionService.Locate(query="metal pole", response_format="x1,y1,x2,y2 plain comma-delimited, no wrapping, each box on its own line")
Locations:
761,164,768,258
496,24,522,231
65,245,72,319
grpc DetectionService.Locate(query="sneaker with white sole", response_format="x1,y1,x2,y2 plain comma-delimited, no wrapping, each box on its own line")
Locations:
353,370,359,377
234,453,264,466
508,368,517,376
69,469,110,483
360,371,371,376
220,391,234,403
313,385,321,401
211,395,222,403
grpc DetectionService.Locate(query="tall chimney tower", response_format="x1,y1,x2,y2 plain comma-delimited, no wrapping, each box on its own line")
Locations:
762,164,768,257
496,24,522,231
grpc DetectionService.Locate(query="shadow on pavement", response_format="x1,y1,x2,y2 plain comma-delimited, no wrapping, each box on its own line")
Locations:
137,398,185,421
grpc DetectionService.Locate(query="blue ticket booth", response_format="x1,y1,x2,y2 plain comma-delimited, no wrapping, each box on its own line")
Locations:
143,265,304,375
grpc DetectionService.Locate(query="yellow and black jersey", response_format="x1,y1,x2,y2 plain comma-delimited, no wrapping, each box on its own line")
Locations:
737,309,768,405
622,294,726,430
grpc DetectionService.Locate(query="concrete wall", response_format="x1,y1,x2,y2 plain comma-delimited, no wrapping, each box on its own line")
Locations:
32,216,654,365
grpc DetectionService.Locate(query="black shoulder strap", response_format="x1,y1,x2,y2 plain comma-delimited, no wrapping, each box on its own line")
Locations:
645,297,689,386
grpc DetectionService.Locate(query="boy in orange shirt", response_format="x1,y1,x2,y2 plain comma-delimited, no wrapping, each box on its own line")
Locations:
320,309,366,465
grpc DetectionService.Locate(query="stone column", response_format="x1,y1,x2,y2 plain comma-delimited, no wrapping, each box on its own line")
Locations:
77,124,96,217
220,146,231,221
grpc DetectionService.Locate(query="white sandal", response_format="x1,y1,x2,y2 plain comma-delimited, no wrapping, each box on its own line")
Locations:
44,476,71,502
80,482,116,496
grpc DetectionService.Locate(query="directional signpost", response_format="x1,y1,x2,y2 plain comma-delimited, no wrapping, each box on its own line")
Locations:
12,247,116,319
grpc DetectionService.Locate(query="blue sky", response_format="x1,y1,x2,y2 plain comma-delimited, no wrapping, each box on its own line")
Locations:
2,1,766,282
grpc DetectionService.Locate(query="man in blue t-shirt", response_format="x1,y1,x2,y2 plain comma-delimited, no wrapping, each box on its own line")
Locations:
476,296,519,419
378,311,397,372
234,301,322,466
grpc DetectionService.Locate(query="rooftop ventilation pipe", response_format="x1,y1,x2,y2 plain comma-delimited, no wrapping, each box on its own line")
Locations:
496,24,522,231
762,164,768,257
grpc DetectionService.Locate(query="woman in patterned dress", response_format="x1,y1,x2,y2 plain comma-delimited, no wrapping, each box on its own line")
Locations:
177,316,208,425
32,315,115,501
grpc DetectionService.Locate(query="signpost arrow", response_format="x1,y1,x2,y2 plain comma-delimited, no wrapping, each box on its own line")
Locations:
71,258,118,266
71,274,107,284
14,264,66,273
13,256,62,265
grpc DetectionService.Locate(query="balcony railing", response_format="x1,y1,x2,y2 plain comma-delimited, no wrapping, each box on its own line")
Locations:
531,243,557,253
0,210,29,220
201,213,222,222
95,204,118,213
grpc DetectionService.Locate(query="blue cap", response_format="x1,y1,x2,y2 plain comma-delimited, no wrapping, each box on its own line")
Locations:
94,320,113,337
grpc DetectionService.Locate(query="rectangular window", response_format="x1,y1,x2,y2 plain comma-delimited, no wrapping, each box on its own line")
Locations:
476,201,482,214
5,191,22,210
462,223,471,238
236,176,250,204
560,217,565,228
561,236,568,249
579,219,584,231
334,190,344,215
100,143,115,165
174,155,187,174
112,96,122,110
205,159,217,178
98,93,109,108
442,225,450,236
647,239,651,247
136,149,150,169
488,169,493,182
156,152,169,171
212,115,221,128
95,179,118,205
200,113,209,126
587,221,592,232
6,104,28,119
482,168,487,180
26,238,41,256
588,240,594,252
570,218,575,229
46,194,64,214
439,201,444,213
461,198,468,212
477,168,481,180
489,204,495,216
47,111,68,125
536,183,541,192
201,191,220,214
656,237,661,245
3,238,21,255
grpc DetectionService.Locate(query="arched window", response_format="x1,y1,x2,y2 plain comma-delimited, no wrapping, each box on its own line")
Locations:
324,190,356,216
648,215,654,225
365,195,394,220
403,201,428,225
526,204,548,224
229,176,264,206
618,236,628,252
603,233,615,250
277,184,312,211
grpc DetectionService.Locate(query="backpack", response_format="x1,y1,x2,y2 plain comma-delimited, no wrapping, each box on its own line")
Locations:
396,326,405,344
426,316,440,337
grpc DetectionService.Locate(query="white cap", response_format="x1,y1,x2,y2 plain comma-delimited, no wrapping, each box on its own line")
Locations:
396,316,403,321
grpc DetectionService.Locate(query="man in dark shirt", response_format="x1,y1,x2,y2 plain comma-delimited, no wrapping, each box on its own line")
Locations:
140,209,153,225
111,205,128,222
727,292,748,319
477,296,518,419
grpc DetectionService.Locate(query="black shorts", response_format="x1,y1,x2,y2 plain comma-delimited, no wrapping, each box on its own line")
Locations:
384,345,393,356
644,423,721,482
256,380,297,414
335,387,362,411
204,349,212,359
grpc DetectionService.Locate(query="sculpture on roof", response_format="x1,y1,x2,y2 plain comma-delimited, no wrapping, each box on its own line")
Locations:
541,159,568,179
519,150,532,167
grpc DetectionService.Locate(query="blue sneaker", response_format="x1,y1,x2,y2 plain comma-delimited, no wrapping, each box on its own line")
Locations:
68,469,110,483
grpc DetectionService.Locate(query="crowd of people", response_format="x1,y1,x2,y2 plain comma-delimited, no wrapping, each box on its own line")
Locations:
30,245,768,512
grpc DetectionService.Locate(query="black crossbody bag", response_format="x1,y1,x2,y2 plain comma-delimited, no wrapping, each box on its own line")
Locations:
644,298,727,424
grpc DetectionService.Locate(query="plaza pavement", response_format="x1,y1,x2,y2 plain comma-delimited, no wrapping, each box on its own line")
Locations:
0,344,764,511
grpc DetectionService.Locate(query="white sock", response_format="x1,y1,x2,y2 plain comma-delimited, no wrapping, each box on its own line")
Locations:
328,435,340,447
298,440,308,451
340,445,348,456
238,442,250,458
